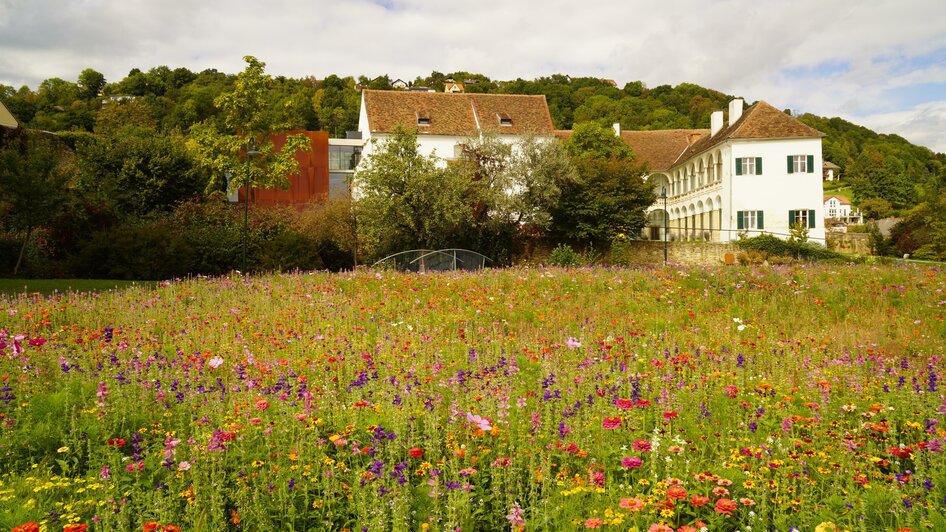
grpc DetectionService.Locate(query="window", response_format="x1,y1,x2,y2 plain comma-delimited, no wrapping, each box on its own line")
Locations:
828,208,836,218
497,112,512,126
735,157,762,175
787,154,814,173
329,172,350,199
736,210,764,230
329,145,361,171
788,209,816,228
416,109,430,126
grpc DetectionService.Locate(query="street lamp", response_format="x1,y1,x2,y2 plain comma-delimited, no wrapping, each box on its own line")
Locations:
243,143,261,274
661,186,668,264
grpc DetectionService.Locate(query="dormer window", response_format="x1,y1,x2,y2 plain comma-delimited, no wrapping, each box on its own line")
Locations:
416,109,430,126
497,113,512,127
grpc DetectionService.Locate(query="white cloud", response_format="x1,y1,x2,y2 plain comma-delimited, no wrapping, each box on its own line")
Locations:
0,0,944,152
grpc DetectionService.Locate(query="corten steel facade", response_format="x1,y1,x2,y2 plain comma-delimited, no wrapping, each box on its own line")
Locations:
238,131,330,207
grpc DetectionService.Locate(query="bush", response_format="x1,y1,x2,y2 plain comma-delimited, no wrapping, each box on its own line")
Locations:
548,243,580,267
735,234,853,263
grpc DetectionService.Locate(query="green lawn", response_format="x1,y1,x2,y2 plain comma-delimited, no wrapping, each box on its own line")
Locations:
0,278,154,297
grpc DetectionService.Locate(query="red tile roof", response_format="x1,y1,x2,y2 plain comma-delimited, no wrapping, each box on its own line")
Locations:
553,128,708,172
363,90,555,136
673,101,824,166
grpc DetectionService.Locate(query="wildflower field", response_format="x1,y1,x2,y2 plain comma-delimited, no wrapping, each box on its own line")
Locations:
1,264,945,532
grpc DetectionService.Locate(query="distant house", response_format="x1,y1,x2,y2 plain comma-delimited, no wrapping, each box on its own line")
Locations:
0,100,18,129
823,194,863,226
602,79,618,88
823,160,840,181
391,79,408,90
444,80,465,93
408,86,435,93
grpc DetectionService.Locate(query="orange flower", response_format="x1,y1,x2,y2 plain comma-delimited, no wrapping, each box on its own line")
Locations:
667,485,688,500
143,522,160,532
63,525,88,532
715,498,738,515
12,523,40,532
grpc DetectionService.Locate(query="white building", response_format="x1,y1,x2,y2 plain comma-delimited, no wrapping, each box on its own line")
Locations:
357,89,556,164
356,91,827,245
635,99,826,243
824,194,863,225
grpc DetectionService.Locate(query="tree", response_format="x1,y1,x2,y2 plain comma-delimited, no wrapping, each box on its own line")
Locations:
354,127,471,260
77,68,106,99
0,133,73,275
187,56,310,195
552,122,655,245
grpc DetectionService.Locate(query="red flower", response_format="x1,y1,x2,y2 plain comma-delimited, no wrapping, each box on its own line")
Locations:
163,526,183,532
690,494,710,506
663,411,679,420
408,447,424,458
715,498,738,515
667,485,688,500
12,523,40,532
602,416,621,429
63,525,88,532
143,522,160,532
615,398,635,410
107,437,126,448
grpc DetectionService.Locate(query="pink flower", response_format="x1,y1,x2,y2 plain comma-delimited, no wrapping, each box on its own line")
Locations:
178,461,191,471
506,502,525,527
621,456,643,468
633,439,652,452
466,412,492,432
566,337,581,349
615,398,635,410
602,416,621,429
715,498,738,515
584,517,603,528
619,497,645,511
208,356,224,369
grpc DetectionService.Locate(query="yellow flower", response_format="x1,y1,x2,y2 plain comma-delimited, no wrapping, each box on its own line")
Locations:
57,446,69,453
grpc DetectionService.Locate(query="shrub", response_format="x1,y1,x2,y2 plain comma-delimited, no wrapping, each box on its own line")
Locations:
548,243,580,267
735,234,852,262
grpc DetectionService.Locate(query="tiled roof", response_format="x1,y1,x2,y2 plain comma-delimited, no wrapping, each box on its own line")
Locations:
673,101,824,166
823,194,851,204
363,90,554,136
552,128,708,172
620,129,708,172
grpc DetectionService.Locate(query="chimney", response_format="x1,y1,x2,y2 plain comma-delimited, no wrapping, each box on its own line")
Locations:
613,122,621,136
728,98,743,127
710,111,724,137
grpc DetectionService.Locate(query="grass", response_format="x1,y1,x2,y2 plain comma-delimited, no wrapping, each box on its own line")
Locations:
0,279,154,296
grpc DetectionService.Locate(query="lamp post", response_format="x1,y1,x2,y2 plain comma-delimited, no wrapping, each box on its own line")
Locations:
661,187,668,264
242,143,261,274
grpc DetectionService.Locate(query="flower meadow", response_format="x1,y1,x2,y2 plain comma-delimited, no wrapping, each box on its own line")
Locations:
1,264,945,531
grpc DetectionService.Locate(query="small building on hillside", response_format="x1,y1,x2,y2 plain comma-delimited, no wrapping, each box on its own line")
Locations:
444,80,465,93
824,194,863,226
391,79,408,90
823,160,840,181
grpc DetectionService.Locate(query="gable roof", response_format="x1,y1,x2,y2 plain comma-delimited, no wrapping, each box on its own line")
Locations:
362,90,555,136
823,194,851,204
0,100,18,128
673,100,824,167
823,160,841,170
620,129,708,172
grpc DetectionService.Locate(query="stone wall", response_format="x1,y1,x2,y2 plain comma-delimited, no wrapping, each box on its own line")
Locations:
615,241,741,267
826,233,871,255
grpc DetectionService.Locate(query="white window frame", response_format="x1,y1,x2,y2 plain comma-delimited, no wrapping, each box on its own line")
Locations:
792,155,808,173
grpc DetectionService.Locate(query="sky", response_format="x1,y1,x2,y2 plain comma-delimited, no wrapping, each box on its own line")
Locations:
1,0,945,153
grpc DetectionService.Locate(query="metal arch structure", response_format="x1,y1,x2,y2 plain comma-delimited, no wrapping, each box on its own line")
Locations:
370,249,491,272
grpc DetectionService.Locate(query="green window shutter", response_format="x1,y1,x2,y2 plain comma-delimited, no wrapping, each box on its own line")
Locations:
808,209,816,228
757,210,764,229
807,155,814,173
737,211,744,229
788,210,796,226
756,157,762,174
736,158,743,175
787,155,793,173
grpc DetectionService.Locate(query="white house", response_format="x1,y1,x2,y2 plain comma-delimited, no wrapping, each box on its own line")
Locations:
357,89,556,165
634,99,826,243
824,194,863,225
823,161,840,181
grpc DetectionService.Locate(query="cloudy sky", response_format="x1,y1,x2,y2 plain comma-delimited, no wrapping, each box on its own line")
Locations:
1,0,945,153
